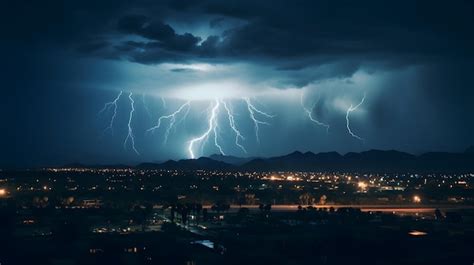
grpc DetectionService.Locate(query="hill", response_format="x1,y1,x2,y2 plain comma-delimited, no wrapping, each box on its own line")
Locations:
63,148,474,173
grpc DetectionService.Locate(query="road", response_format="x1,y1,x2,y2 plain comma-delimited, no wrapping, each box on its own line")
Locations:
201,204,474,213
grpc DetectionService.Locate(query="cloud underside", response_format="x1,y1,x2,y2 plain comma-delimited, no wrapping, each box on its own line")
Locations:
75,1,472,69
8,0,470,91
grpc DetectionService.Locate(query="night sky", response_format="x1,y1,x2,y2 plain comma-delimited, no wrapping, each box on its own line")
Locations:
1,0,474,168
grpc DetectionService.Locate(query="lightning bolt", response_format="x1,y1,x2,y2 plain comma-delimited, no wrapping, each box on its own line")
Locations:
213,116,225,156
147,101,190,144
188,98,223,159
98,91,123,134
300,92,330,133
346,93,366,141
142,94,152,119
222,100,247,153
98,89,368,158
123,92,140,155
243,97,274,143
161,96,167,109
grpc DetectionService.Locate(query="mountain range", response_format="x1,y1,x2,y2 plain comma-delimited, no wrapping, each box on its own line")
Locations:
131,147,474,173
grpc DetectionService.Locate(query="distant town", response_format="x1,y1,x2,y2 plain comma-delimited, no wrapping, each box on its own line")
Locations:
2,167,473,207
1,164,473,264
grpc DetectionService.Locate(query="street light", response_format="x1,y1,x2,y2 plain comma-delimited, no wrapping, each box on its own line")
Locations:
413,195,421,203
358,181,368,189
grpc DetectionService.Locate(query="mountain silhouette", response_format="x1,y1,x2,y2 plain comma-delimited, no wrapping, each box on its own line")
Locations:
208,154,255,165
238,149,473,172
136,157,233,170
64,148,474,172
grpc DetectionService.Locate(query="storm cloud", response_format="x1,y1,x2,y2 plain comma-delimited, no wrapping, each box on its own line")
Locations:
1,0,473,167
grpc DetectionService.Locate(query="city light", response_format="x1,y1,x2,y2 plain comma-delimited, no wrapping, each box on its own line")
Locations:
0,188,6,196
409,230,428,236
413,195,421,203
358,181,368,189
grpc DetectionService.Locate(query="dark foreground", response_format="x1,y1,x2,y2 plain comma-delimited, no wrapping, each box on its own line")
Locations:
0,168,473,264
1,204,473,265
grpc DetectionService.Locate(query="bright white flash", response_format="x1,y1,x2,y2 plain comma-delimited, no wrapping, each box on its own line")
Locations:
98,91,123,134
300,92,330,133
147,101,190,144
222,101,247,153
346,93,366,141
243,97,274,143
124,93,140,155
188,98,222,159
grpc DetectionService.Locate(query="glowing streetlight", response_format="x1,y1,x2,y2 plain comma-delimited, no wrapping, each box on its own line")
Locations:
409,230,427,236
0,188,6,197
413,195,421,203
358,181,368,189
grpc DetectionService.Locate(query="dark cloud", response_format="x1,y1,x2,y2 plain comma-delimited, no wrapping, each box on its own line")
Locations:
114,15,204,63
170,68,196,73
42,0,467,81
6,0,469,70
114,40,146,52
162,33,201,51
116,15,151,35
2,0,474,167
76,41,109,53
209,17,226,28
118,16,176,41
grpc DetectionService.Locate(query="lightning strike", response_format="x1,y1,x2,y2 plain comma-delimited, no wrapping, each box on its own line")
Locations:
300,92,330,133
213,118,225,156
161,97,167,109
346,93,366,141
222,100,247,153
99,88,366,158
142,94,152,119
188,98,222,159
123,93,140,155
243,97,274,143
98,91,123,134
147,101,190,144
